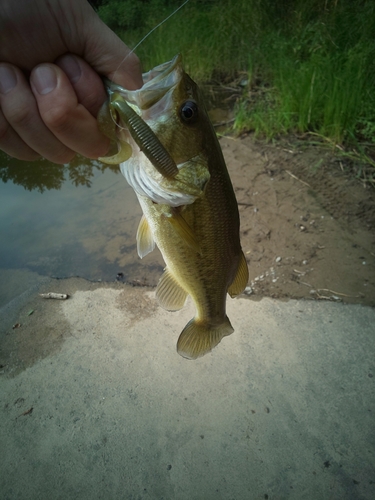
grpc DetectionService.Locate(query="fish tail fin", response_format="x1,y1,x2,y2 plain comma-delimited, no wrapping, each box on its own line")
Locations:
177,317,234,360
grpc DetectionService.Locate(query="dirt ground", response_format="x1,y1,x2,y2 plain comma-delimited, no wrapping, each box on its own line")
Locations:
221,134,375,307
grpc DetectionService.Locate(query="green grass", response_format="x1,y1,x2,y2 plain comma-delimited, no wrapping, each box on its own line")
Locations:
98,0,264,78
97,0,375,152
242,37,373,145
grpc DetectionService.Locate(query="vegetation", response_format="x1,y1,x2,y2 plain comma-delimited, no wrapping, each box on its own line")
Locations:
95,0,375,160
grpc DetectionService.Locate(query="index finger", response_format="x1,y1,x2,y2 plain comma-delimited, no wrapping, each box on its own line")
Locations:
81,14,143,89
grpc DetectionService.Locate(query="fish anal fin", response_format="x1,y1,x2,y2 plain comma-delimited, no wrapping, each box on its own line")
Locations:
165,208,201,253
156,269,188,311
177,316,234,360
228,251,249,298
136,215,155,258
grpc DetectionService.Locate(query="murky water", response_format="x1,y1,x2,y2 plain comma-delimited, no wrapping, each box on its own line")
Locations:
0,153,164,308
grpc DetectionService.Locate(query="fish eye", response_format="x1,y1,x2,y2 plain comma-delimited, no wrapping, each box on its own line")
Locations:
180,100,198,123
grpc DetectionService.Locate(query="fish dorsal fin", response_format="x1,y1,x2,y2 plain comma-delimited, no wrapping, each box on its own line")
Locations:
156,268,188,311
228,251,249,297
136,215,155,258
165,209,201,253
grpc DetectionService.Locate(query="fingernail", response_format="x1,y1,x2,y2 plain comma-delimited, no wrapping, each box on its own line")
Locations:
32,65,57,95
0,65,17,94
57,55,82,84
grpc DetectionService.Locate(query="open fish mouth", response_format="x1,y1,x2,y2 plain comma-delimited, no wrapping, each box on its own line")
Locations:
105,54,183,114
99,54,209,205
99,56,186,181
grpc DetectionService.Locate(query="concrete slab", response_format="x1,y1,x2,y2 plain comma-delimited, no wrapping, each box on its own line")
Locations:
0,280,374,499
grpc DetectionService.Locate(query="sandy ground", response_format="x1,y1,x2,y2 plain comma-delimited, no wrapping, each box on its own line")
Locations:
1,135,375,499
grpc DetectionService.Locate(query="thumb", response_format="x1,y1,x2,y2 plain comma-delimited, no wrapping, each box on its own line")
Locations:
80,5,143,89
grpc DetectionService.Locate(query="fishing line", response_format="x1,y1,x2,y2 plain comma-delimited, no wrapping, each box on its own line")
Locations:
113,0,190,82
109,0,190,136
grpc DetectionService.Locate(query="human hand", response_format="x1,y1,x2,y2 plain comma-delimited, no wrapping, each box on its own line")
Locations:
0,0,142,163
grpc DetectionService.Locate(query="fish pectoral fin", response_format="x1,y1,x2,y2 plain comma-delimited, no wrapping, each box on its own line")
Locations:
165,209,201,253
227,251,249,297
177,317,234,360
156,269,188,311
98,139,132,165
136,215,155,258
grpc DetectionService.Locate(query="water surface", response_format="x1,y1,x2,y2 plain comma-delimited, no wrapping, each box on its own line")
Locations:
0,153,164,308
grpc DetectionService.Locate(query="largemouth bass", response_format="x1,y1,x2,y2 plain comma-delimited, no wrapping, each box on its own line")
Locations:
99,55,248,359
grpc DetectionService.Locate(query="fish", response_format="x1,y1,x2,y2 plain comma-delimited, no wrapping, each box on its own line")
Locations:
99,55,249,359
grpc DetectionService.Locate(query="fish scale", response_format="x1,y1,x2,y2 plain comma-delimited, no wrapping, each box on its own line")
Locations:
99,55,248,359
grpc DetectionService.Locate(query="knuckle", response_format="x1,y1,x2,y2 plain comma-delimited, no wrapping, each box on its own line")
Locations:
0,129,40,162
128,52,141,69
16,150,41,161
47,145,76,164
42,104,72,133
86,139,110,159
8,105,34,129
54,152,76,164
81,91,104,116
0,116,10,142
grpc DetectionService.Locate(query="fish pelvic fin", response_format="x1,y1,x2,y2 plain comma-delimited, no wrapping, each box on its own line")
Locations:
156,268,188,311
177,316,234,360
228,251,249,298
136,215,155,258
